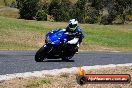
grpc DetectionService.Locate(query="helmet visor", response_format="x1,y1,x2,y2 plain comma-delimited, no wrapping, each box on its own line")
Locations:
69,24,77,28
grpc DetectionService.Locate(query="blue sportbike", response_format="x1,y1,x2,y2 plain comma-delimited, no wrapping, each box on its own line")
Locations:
35,28,79,62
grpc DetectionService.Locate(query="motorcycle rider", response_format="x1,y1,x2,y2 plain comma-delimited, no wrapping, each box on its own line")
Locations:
63,19,84,53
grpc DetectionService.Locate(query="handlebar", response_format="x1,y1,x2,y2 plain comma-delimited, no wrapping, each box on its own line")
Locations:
64,32,81,38
64,32,80,35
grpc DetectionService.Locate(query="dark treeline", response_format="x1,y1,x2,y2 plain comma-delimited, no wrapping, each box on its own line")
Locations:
16,0,132,24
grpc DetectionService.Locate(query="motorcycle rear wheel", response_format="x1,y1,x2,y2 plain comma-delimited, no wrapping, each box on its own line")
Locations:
35,46,46,62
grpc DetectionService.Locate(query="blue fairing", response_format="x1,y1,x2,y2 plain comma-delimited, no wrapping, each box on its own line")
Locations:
46,29,67,45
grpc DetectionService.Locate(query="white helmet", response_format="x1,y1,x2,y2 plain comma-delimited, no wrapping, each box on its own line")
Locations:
69,19,78,31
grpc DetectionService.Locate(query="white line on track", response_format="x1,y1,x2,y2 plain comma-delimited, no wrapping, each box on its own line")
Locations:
0,63,132,81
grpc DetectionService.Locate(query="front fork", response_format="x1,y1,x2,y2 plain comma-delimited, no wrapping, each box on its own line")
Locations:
43,44,54,54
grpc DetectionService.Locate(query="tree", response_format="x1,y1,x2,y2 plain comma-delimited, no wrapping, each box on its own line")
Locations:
72,0,101,23
4,0,7,6
48,0,61,21
61,0,73,21
16,0,24,9
16,0,40,20
35,10,47,21
100,0,132,24
42,0,50,13
74,0,87,23
113,0,132,24
48,0,72,21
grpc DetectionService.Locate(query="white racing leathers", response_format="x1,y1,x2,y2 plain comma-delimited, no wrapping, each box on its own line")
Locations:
67,38,80,48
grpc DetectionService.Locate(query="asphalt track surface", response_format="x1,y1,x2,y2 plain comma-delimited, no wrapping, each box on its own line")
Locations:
0,50,132,75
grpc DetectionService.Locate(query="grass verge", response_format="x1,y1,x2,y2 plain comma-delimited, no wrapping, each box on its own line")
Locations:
26,78,51,88
0,8,19,18
0,16,132,51
0,66,132,88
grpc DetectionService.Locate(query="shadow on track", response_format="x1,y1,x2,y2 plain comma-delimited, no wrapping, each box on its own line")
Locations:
44,59,75,62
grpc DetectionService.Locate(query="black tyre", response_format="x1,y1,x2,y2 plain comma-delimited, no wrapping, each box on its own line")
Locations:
35,46,46,62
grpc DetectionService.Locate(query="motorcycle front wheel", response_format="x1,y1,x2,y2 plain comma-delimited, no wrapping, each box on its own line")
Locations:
35,46,47,62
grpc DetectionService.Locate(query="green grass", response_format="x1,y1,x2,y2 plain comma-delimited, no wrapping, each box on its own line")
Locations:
0,0,18,18
0,16,132,51
26,78,51,88
60,73,70,78
0,8,19,18
82,24,132,49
